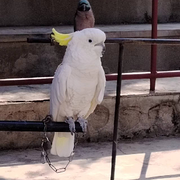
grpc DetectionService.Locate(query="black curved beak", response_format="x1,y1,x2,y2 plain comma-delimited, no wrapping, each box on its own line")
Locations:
95,42,106,55
102,44,106,55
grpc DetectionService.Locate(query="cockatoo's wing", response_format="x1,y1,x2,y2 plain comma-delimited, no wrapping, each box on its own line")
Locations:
97,66,106,103
50,64,75,157
50,64,71,121
85,66,106,118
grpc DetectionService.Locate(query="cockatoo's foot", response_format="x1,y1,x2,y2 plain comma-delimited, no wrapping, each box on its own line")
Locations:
65,117,75,135
77,117,88,133
43,115,53,123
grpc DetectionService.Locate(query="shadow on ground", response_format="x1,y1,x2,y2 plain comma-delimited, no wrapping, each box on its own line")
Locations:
0,137,180,180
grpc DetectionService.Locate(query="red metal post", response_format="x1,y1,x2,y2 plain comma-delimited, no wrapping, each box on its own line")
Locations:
150,0,158,91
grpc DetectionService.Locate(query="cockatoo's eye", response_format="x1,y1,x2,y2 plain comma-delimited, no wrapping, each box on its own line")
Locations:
88,39,92,43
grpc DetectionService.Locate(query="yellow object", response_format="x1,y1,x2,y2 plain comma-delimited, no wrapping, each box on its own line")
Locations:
57,137,67,146
51,28,73,46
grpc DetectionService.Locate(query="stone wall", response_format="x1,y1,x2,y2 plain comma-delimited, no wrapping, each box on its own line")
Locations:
1,42,180,78
1,93,180,149
0,0,180,26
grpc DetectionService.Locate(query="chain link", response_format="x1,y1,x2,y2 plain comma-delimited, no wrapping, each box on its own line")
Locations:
41,115,78,173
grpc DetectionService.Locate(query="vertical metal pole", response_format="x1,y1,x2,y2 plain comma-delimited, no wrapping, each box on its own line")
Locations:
150,0,158,91
110,43,124,180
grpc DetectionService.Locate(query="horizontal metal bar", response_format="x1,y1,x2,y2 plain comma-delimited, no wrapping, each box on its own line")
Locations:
102,71,180,80
0,75,115,86
27,37,180,45
0,77,53,86
1,71,180,86
122,71,180,79
0,121,83,132
2,36,180,45
106,38,180,45
27,37,51,43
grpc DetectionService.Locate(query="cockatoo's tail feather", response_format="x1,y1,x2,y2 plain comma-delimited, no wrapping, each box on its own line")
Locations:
51,132,74,157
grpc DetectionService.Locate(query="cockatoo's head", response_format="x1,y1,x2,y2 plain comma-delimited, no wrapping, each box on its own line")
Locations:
71,28,106,58
52,28,106,58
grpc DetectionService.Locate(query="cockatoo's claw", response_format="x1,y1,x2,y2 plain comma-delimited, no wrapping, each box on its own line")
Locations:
43,115,53,123
65,117,75,135
77,117,88,133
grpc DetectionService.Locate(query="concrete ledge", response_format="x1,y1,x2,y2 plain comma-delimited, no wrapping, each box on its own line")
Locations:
1,24,180,43
1,78,180,149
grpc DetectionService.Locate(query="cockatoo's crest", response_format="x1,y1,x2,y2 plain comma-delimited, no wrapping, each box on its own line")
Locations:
51,28,73,46
52,28,106,58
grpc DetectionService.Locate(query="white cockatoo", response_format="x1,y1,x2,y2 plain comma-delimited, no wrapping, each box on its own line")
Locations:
50,28,106,157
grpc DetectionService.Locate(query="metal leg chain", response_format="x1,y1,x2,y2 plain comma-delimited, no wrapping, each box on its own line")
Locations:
40,115,78,173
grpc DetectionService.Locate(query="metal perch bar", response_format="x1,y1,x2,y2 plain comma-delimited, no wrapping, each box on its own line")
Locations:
27,37,52,43
27,37,180,45
106,38,180,45
0,121,83,132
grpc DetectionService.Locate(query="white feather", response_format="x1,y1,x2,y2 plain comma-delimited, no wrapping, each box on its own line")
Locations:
50,28,106,157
